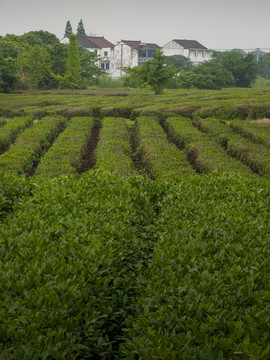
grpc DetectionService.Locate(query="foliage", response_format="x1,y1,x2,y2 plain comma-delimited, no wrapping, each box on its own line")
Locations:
97,74,126,88
177,60,235,90
166,116,253,175
64,20,73,38
0,117,33,153
257,52,270,79
136,116,195,180
197,117,270,177
0,116,67,176
19,45,53,89
79,50,104,87
77,19,86,36
54,35,81,89
0,38,25,59
125,50,177,94
230,120,270,148
212,51,259,87
166,54,193,71
94,117,136,175
34,117,95,180
0,57,19,93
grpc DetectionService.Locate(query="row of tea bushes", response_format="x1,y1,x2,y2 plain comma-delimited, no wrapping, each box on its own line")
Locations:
0,116,67,176
0,117,33,154
230,120,270,148
0,118,7,127
0,174,33,220
136,116,195,181
0,172,161,359
34,117,95,180
121,174,270,359
166,117,253,176
196,118,270,177
94,117,136,176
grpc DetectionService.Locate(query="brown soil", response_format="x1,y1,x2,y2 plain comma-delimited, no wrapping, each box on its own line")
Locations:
250,118,270,126
79,120,101,173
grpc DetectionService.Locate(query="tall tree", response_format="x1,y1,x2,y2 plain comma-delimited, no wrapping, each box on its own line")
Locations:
64,21,73,38
77,19,86,36
149,50,177,94
54,34,81,89
166,54,192,71
213,51,259,87
19,45,52,89
0,57,19,92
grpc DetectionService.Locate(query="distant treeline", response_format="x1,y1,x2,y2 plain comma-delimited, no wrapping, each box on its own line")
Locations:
0,30,270,93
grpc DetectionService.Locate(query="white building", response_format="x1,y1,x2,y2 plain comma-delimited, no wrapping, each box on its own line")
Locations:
110,40,160,78
77,36,114,72
162,39,212,65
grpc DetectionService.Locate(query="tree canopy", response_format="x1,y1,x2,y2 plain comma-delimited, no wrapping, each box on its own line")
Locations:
77,20,86,37
125,50,177,94
64,21,73,38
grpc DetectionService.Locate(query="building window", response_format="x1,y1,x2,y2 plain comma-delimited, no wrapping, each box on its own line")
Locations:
104,51,108,56
139,50,146,58
147,50,155,58
94,50,98,54
101,63,105,69
106,63,110,70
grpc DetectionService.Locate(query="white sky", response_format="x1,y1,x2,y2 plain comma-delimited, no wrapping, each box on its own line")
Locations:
1,0,269,50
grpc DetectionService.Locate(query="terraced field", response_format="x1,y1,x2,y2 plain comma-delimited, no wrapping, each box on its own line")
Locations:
0,88,269,359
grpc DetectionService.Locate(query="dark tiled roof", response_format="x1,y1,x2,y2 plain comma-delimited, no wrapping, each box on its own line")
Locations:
86,36,114,48
139,43,160,50
77,36,99,49
173,39,208,50
121,40,142,49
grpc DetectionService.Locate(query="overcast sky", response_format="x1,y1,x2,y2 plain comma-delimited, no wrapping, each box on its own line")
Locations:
1,0,269,50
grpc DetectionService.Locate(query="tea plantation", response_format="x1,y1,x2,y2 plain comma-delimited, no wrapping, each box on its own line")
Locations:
0,88,269,359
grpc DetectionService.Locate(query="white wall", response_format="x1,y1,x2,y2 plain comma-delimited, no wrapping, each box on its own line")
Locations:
110,43,138,77
162,40,184,56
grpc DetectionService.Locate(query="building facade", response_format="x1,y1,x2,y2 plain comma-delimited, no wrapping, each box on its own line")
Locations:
162,39,212,65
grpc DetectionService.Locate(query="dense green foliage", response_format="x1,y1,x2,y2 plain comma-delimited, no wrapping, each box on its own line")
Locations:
0,88,270,358
124,50,177,94
136,116,195,179
34,117,95,180
0,172,269,359
94,117,136,175
0,116,66,176
64,21,73,38
77,19,86,36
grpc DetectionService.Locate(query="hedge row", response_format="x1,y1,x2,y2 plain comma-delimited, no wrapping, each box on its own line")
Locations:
94,117,136,176
0,172,160,359
136,116,195,180
230,120,270,148
166,117,253,176
196,118,270,177
0,116,67,176
34,117,95,180
0,117,33,154
121,175,270,359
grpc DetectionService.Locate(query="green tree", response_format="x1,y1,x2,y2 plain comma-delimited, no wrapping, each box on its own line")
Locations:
166,54,192,71
178,60,235,90
77,19,86,36
79,50,104,87
125,50,177,94
257,53,270,79
149,49,177,94
64,21,73,38
54,34,81,89
0,38,24,59
0,56,19,92
19,45,52,89
213,51,259,87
